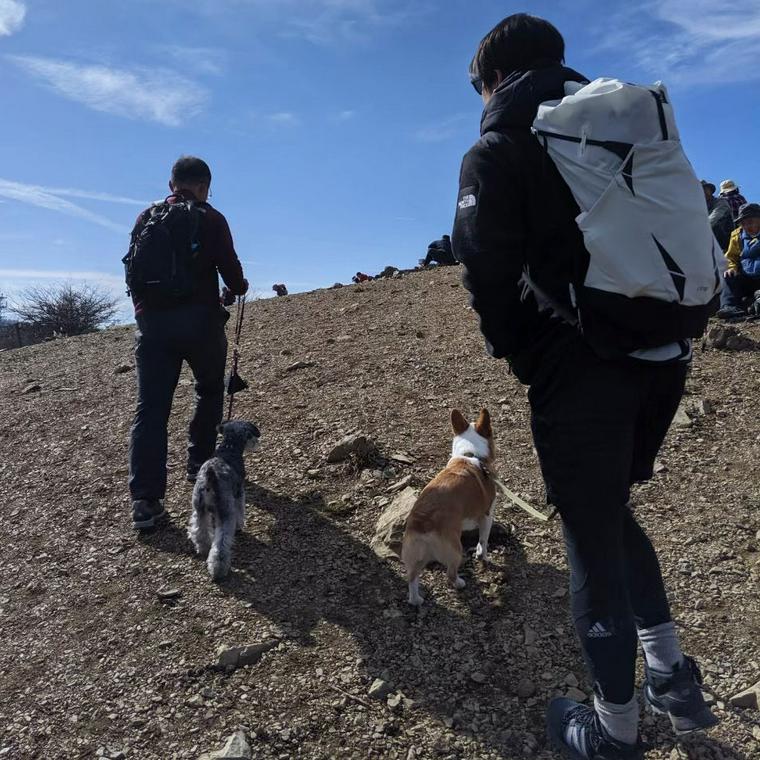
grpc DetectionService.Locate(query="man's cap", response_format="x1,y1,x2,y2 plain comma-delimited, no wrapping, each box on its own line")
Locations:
720,179,738,193
736,203,760,222
701,180,716,195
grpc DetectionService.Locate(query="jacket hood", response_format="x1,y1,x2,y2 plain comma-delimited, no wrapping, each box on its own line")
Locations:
480,63,587,135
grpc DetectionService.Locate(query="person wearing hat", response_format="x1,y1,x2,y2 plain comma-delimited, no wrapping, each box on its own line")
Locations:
701,180,733,251
717,202,760,319
719,179,748,221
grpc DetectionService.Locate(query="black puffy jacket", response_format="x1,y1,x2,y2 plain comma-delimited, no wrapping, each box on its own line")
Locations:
452,63,588,381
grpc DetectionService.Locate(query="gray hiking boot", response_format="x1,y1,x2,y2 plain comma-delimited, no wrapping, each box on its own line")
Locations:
132,499,167,530
643,656,718,735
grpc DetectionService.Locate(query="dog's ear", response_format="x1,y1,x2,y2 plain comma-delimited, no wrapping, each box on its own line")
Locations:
450,409,469,436
474,408,492,439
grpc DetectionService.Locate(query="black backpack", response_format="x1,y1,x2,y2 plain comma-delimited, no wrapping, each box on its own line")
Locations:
123,197,204,303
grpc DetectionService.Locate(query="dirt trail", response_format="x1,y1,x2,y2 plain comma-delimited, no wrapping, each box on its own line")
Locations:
1,266,758,759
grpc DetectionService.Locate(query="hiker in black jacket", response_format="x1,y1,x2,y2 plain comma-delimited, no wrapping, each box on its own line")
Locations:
453,14,716,759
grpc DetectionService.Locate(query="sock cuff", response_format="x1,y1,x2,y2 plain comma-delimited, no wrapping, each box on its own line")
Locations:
594,694,638,715
637,620,676,639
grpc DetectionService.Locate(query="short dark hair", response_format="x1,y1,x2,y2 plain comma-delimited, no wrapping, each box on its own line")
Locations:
171,156,212,186
471,13,565,93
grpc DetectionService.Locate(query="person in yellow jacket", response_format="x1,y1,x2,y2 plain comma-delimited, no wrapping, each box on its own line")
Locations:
717,202,760,320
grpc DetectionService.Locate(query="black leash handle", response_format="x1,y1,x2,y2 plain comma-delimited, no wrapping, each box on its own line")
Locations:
226,294,246,422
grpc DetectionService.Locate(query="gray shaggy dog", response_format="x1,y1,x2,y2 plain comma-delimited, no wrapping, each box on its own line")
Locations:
188,421,260,580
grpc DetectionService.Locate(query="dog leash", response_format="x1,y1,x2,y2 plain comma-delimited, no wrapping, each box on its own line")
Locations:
493,475,557,523
226,294,246,422
457,453,557,523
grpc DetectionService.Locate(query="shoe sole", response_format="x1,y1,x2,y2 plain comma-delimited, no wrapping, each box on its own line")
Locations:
132,509,168,531
645,692,719,736
546,727,586,760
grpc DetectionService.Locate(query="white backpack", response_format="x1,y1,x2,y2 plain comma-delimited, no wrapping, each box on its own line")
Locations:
532,78,721,348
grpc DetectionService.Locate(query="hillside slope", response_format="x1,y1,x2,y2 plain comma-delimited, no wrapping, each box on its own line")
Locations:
1,267,759,760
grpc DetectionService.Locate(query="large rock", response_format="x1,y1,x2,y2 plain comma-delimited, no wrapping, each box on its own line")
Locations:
326,433,376,464
216,640,279,671
198,730,251,760
706,325,758,351
371,487,419,560
729,681,760,709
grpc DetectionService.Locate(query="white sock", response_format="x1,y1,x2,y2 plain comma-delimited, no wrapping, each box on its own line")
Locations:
638,621,684,674
594,694,639,745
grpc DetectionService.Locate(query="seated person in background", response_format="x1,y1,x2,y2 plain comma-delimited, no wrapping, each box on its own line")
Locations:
420,234,457,267
717,203,760,320
352,272,373,283
702,181,733,252
719,179,748,222
272,283,288,297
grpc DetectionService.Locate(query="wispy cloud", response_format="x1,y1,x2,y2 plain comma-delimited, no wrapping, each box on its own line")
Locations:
414,113,471,143
0,0,25,36
0,178,135,234
186,0,430,45
267,111,300,126
160,45,228,76
7,55,209,126
334,109,356,122
603,0,760,85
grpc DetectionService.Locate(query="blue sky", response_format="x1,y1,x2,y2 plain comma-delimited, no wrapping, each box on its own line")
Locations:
1,0,759,321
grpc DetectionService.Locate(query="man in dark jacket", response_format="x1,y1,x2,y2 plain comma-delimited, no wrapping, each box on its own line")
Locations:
128,156,248,530
420,234,457,267
453,14,716,759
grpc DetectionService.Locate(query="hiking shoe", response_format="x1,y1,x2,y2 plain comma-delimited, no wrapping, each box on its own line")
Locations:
546,697,644,760
716,305,745,320
547,699,644,760
643,655,718,735
132,499,167,530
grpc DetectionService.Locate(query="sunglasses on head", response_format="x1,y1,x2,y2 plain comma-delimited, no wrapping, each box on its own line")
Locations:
470,72,483,95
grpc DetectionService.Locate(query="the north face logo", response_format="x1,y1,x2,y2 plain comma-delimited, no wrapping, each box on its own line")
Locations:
458,194,477,210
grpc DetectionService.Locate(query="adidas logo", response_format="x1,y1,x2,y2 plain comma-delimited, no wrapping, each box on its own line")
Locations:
587,622,613,639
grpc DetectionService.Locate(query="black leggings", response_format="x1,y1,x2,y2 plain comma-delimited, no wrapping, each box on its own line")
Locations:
528,338,687,704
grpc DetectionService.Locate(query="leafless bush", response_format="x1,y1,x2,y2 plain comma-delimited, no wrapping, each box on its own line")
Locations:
11,283,119,337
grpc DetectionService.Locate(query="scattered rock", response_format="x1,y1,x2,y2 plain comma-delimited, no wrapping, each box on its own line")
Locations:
216,640,279,671
370,486,419,560
156,588,182,601
673,404,693,428
706,324,758,351
21,382,41,395
470,672,487,684
516,678,536,699
114,363,133,374
523,625,537,646
565,687,588,702
729,681,760,709
387,474,414,493
198,729,252,760
326,433,376,464
286,360,315,372
368,678,393,700
390,452,416,465
564,672,579,688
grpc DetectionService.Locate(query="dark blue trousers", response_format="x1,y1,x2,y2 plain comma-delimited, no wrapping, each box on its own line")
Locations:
528,337,686,703
720,270,760,309
129,304,228,501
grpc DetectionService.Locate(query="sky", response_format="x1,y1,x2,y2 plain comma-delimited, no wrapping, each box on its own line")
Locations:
1,0,759,322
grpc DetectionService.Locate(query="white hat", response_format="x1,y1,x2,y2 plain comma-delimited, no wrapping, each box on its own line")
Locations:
720,179,738,193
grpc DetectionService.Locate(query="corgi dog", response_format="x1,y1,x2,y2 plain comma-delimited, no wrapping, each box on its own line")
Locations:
402,409,497,606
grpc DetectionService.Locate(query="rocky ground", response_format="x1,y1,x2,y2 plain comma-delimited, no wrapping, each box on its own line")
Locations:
0,266,759,760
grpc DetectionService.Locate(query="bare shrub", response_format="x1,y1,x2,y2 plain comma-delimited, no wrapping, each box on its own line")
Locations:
11,283,119,337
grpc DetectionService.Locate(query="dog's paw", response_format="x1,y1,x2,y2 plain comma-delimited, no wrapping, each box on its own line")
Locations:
475,543,489,563
453,576,466,590
407,593,425,607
